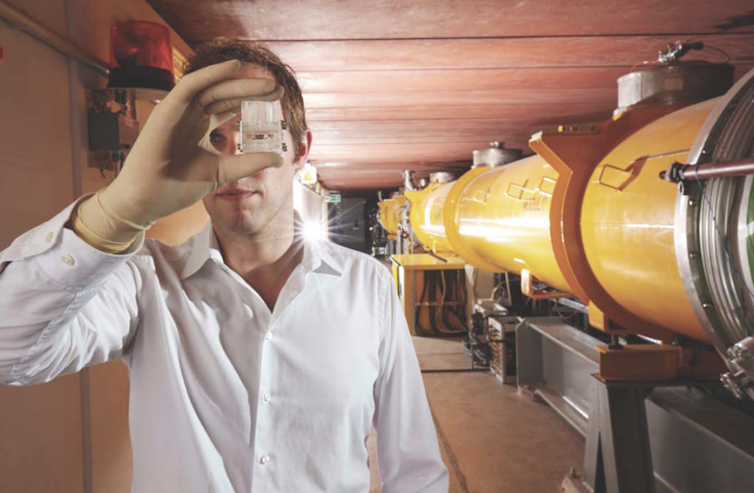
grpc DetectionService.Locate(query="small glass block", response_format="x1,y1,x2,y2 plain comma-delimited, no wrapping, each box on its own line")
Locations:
240,100,284,154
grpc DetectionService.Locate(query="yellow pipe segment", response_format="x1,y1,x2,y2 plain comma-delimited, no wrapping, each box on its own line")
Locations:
579,100,715,342
377,195,407,238
408,99,719,343
406,183,454,254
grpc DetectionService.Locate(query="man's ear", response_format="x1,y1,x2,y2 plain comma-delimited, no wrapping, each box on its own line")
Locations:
294,129,313,171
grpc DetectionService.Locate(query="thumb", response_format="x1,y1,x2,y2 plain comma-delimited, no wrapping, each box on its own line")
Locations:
217,153,285,186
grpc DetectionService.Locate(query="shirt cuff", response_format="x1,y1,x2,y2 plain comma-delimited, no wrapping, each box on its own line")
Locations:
33,226,143,290
6,196,146,289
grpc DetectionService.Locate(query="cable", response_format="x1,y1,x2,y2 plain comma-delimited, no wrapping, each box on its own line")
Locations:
434,271,450,334
429,271,438,335
414,269,430,336
630,59,662,73
436,270,464,334
701,44,731,64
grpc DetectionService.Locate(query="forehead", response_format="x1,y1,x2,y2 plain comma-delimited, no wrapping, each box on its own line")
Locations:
233,64,275,81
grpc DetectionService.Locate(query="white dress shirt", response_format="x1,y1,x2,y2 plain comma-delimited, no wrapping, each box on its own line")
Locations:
0,197,449,493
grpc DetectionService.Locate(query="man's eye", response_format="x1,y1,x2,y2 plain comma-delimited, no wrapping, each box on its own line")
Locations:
209,132,225,143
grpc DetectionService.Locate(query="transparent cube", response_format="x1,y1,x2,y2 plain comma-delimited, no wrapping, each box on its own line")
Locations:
240,100,284,154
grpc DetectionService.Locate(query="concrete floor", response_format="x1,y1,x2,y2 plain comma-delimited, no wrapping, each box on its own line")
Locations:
367,336,584,493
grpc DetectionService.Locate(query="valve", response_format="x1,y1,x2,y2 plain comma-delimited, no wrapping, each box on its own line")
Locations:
721,337,754,399
657,41,705,65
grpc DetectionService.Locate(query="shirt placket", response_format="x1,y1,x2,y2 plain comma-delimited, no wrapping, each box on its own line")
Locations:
251,320,276,489
214,261,276,489
249,264,313,490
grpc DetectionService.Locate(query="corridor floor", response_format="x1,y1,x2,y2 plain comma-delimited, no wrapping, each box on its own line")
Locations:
368,336,584,492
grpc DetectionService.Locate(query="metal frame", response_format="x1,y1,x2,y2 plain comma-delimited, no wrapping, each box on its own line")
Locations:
517,318,754,493
583,377,655,493
675,67,754,356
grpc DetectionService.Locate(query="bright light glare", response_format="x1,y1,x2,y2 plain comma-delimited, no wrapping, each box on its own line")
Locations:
302,221,326,242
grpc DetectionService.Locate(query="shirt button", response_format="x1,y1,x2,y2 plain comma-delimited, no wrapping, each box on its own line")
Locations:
61,254,75,266
263,391,271,403
46,232,54,243
260,454,271,465
265,332,273,341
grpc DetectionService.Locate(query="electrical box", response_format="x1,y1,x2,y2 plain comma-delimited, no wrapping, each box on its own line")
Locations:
86,87,166,171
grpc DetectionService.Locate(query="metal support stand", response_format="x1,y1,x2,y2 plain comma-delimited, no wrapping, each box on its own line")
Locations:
583,376,655,493
519,319,754,493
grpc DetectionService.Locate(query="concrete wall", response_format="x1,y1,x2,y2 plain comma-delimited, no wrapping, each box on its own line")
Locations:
0,2,195,492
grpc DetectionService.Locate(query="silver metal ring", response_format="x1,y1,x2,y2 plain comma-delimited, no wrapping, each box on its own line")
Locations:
675,67,754,355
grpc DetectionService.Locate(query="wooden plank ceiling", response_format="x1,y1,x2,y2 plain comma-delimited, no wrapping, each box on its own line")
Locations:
147,0,754,192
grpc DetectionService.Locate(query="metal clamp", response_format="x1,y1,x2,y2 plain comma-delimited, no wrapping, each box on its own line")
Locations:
506,179,555,200
505,181,528,201
538,176,556,196
597,164,633,191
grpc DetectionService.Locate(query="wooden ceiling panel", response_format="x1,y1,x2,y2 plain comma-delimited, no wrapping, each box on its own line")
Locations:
299,64,754,99
309,141,527,163
308,120,552,145
144,0,754,191
265,35,754,71
305,104,615,123
303,88,617,108
296,67,633,93
319,163,473,192
147,0,754,41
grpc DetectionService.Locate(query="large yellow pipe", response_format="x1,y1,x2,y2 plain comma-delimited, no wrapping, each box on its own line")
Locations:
580,100,714,341
446,155,571,293
409,99,717,343
407,183,454,253
377,195,407,237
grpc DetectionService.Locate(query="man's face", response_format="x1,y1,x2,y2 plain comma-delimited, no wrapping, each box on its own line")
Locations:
202,65,310,236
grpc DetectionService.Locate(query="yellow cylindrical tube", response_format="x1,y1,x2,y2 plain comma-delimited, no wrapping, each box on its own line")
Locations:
407,183,455,254
378,195,407,237
408,98,719,343
580,99,717,342
446,156,572,293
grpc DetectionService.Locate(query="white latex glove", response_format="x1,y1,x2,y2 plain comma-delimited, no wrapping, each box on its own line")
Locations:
73,59,285,252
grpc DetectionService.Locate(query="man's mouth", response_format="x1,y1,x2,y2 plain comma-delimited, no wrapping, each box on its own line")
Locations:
216,189,258,201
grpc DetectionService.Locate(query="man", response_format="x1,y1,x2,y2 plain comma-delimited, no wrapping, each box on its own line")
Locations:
0,39,449,492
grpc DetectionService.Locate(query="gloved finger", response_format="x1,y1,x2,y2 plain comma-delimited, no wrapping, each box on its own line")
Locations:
171,60,242,104
197,110,238,155
203,86,286,115
195,78,278,109
217,153,285,186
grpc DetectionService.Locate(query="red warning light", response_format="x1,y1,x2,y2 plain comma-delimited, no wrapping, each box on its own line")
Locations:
107,21,174,90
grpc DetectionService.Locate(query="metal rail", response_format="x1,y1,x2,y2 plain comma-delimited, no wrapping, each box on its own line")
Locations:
660,157,754,182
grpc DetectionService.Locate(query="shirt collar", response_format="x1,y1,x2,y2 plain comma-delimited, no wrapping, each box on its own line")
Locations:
180,214,342,280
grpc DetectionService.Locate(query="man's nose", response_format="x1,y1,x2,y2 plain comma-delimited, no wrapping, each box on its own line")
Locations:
231,127,242,156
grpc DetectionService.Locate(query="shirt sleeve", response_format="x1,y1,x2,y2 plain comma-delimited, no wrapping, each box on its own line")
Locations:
0,196,145,386
373,269,450,493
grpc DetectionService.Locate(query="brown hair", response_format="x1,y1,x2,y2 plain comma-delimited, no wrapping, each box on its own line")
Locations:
184,38,308,160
